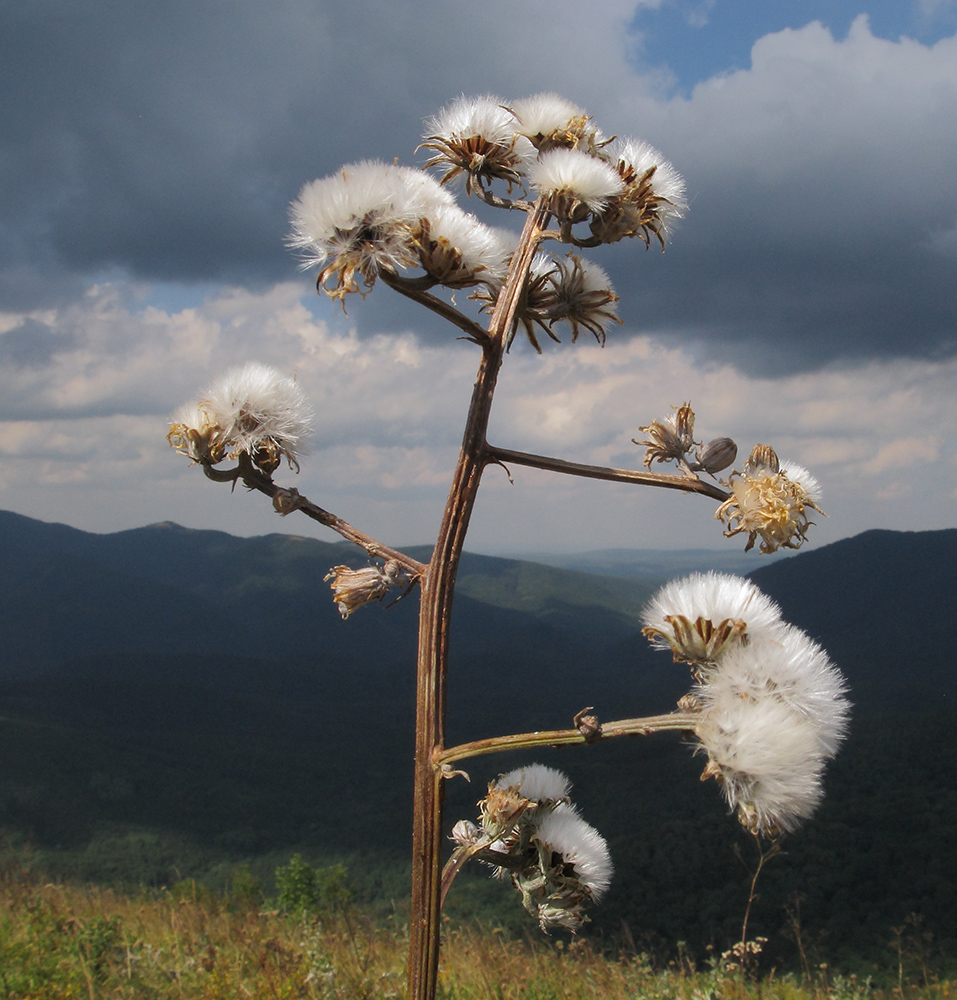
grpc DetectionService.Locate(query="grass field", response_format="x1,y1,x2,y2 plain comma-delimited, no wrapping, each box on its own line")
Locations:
1,872,953,1000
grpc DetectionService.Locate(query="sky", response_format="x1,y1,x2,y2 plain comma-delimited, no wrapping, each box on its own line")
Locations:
1,0,956,558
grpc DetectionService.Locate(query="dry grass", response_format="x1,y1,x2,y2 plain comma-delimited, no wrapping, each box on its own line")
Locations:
0,876,953,1000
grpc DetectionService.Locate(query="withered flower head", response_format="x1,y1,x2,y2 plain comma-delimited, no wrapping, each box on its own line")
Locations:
509,253,621,351
168,363,313,475
634,402,697,468
590,139,687,249
716,450,825,554
324,560,409,619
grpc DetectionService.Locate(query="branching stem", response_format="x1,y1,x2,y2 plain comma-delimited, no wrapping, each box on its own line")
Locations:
485,446,731,501
434,710,700,767
201,457,427,577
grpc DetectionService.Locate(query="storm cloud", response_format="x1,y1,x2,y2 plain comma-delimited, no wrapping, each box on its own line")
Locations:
2,2,955,373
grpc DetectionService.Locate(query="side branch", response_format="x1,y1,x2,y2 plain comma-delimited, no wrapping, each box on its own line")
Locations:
435,710,700,767
201,458,427,577
486,446,731,502
380,271,492,346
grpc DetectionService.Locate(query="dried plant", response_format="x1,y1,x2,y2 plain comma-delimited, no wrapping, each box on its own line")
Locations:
168,93,849,1000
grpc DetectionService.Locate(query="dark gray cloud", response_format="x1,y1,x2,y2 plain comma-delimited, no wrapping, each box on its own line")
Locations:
0,318,76,368
2,1,956,374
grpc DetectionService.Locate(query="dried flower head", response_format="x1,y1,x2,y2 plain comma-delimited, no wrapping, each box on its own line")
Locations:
590,139,687,248
421,94,535,195
641,572,785,666
508,93,604,153
415,204,512,289
510,253,621,351
168,363,313,474
324,560,410,619
716,446,826,553
634,402,697,468
288,162,453,301
706,625,850,757
695,671,831,835
167,401,227,465
528,149,624,223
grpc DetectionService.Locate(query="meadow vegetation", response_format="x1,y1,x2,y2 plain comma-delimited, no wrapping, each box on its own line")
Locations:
0,855,953,1000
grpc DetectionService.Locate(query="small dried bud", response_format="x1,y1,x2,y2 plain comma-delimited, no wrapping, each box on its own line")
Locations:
272,487,303,516
677,693,702,712
693,437,737,474
673,403,695,451
451,819,483,848
574,707,601,742
324,560,409,619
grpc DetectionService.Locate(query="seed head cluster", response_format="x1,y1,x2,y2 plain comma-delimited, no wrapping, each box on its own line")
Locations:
642,573,850,835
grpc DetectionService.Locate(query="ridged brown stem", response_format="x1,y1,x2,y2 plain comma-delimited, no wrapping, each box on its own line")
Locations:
434,711,701,767
201,458,427,577
407,200,551,1000
486,447,731,502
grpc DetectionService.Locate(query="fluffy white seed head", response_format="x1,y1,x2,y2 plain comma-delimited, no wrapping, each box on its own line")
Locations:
422,95,536,193
531,803,613,900
695,689,830,834
288,161,454,278
642,573,785,664
702,625,850,757
424,203,512,286
170,362,313,473
529,149,625,213
425,94,517,146
508,93,592,146
612,138,687,218
495,764,572,804
203,363,313,465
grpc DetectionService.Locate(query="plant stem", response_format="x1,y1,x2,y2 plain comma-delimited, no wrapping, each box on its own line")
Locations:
434,711,700,767
487,447,731,501
406,200,551,1000
202,459,427,577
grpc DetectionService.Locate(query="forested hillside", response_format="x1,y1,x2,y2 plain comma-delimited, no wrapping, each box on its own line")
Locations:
1,510,954,970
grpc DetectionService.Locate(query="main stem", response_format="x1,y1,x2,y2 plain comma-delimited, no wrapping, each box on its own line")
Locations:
407,201,550,1000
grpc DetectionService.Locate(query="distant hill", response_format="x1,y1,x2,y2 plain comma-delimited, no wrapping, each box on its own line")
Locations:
1,510,955,965
512,545,791,579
